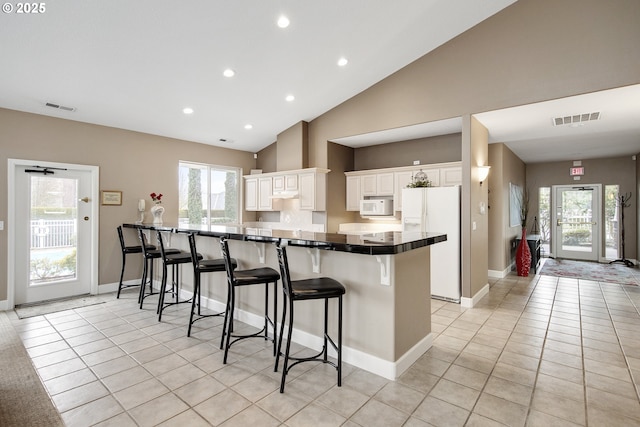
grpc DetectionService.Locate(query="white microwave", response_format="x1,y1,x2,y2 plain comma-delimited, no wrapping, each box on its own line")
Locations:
360,199,393,216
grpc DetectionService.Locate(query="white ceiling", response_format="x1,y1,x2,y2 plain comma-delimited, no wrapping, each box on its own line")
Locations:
0,0,515,153
2,1,637,164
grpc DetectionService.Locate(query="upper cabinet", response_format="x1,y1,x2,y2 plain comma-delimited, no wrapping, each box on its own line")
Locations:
346,162,461,212
258,176,273,211
299,171,326,211
273,174,298,192
346,176,361,211
244,168,329,212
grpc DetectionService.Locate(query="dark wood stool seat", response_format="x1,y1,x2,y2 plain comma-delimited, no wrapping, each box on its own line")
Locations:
155,230,201,321
117,226,156,299
220,237,280,363
187,233,237,337
136,228,181,307
275,243,346,393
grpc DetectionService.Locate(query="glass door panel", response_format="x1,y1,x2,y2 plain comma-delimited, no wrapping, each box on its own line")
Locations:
29,175,78,284
553,185,600,261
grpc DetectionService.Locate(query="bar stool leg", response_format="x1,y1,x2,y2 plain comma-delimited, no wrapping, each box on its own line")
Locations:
222,286,236,364
279,297,295,393
117,250,127,299
187,273,200,337
338,295,343,387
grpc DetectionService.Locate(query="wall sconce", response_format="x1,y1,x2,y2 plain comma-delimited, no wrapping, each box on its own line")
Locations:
477,166,491,186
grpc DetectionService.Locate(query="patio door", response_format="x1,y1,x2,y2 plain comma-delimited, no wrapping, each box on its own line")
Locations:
552,184,601,261
10,160,98,305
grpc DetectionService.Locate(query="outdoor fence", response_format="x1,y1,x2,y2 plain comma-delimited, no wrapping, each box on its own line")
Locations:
30,219,76,249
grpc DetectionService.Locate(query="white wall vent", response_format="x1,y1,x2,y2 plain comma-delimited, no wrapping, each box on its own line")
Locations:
552,112,600,126
45,102,76,112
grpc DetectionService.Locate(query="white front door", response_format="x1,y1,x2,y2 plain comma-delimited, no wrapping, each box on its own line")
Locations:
552,184,601,262
10,160,98,305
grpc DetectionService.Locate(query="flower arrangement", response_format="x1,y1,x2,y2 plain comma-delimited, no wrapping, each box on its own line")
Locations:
406,170,432,188
150,192,163,204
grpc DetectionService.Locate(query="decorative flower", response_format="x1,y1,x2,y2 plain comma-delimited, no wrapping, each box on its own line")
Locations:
150,192,163,204
406,170,432,188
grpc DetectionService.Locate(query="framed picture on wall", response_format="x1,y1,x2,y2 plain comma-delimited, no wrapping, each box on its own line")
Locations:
101,190,122,206
509,182,522,227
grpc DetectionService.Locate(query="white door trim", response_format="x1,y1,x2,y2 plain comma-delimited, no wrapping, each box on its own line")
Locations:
7,159,100,309
551,183,602,262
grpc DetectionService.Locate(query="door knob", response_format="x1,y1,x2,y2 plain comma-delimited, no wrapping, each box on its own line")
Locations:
79,197,89,203
84,216,89,221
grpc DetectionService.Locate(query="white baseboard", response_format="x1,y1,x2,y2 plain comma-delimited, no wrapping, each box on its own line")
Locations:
0,300,8,311
176,287,431,380
488,263,513,279
461,283,490,308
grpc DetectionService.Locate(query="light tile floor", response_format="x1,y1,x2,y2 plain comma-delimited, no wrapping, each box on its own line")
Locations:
8,272,640,426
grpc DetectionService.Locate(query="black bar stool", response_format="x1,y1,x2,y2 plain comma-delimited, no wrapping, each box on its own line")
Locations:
187,233,237,337
274,242,346,393
137,228,180,308
219,237,280,364
155,230,198,321
116,226,155,299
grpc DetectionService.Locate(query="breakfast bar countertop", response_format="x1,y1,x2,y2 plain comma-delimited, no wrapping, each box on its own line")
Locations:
122,223,447,256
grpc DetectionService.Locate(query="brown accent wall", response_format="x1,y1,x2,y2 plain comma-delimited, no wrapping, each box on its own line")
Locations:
276,121,308,171
327,142,357,233
462,116,490,299
0,108,255,301
527,156,637,260
256,141,277,173
353,133,461,171
488,144,526,273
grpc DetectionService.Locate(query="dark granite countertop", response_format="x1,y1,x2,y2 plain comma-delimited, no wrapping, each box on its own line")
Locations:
123,223,446,255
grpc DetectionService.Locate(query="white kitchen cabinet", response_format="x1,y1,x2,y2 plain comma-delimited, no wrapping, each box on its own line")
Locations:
299,172,326,211
376,172,394,195
272,175,285,192
346,176,361,211
273,174,298,192
258,176,273,210
361,174,377,196
440,167,462,186
393,171,414,211
245,177,258,211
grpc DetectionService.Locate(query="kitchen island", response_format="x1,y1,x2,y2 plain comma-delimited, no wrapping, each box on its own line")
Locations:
123,223,446,379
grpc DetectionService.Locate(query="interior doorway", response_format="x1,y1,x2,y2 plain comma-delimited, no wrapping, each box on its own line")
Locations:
552,184,601,262
8,159,99,307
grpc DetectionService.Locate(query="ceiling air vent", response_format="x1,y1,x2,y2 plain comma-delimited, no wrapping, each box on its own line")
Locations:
552,112,600,126
45,102,76,112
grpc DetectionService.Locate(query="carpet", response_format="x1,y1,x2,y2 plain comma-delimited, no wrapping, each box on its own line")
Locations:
540,258,640,285
14,294,106,319
0,312,64,426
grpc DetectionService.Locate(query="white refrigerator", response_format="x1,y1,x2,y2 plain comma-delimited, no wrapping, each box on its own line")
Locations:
402,186,461,302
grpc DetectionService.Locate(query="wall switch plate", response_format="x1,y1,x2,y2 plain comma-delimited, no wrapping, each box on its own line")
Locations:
0,221,4,230
413,160,420,165
472,221,477,230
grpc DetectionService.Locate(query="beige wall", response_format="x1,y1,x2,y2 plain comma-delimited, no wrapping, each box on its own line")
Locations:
0,108,256,301
488,144,526,273
256,141,277,173
327,142,357,233
276,121,308,171
308,0,639,170
353,133,461,171
527,156,637,260
462,116,490,299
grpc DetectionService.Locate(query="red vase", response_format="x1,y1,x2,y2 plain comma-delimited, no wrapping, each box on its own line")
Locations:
516,228,531,276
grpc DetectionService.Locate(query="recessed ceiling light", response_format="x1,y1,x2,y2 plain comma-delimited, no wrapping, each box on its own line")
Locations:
285,94,295,102
244,124,253,130
183,107,194,114
223,69,235,77
277,15,290,28
337,57,348,67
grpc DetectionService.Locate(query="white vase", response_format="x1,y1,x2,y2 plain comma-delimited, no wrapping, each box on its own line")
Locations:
150,204,165,225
